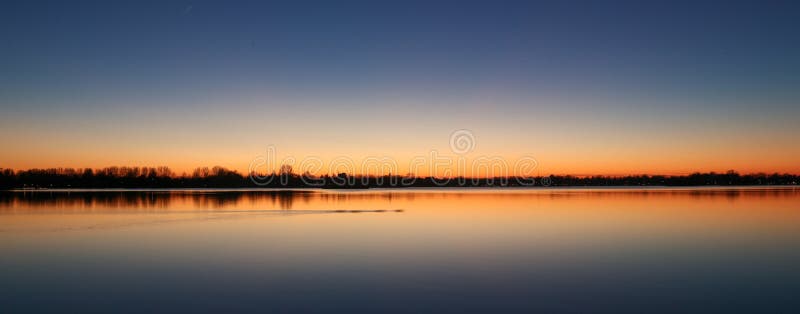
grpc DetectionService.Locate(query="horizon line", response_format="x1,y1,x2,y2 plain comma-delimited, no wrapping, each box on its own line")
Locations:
3,166,799,178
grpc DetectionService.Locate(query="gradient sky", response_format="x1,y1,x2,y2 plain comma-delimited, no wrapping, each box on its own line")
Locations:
1,0,799,175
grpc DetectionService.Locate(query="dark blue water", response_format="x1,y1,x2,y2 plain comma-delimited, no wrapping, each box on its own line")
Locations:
2,188,799,313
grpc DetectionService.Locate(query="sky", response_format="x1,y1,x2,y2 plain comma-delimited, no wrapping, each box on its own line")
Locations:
1,0,799,176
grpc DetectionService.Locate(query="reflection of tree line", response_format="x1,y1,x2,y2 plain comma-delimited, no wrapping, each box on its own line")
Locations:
0,190,416,212
1,188,797,213
0,190,311,211
0,167,798,190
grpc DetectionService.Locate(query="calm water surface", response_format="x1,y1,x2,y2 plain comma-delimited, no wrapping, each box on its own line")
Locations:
2,187,799,313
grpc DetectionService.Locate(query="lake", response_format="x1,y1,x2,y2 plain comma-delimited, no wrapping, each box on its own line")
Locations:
1,187,799,313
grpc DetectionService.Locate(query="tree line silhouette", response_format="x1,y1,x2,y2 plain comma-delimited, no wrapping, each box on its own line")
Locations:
0,166,797,190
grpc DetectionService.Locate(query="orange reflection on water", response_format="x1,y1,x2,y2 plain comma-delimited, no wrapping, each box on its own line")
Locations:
1,187,799,238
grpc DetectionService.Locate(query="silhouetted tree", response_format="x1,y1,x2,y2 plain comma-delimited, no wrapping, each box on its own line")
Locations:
0,166,797,190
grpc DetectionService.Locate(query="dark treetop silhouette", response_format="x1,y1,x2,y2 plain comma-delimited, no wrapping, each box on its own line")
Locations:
0,167,797,190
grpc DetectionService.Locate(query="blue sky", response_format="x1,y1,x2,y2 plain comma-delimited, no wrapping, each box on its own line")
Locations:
1,0,799,174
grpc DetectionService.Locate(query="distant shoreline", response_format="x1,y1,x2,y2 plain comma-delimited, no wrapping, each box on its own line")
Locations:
2,168,797,190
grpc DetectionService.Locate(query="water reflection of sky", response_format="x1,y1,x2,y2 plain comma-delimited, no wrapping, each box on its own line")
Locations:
1,188,799,313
